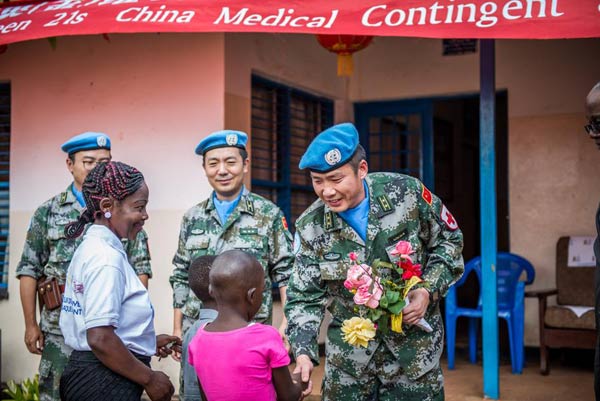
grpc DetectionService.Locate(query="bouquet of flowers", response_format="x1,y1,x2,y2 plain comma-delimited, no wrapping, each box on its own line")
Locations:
341,240,432,348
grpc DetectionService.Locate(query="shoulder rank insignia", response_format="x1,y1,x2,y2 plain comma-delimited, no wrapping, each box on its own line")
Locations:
421,184,433,205
60,192,68,204
324,211,334,230
245,199,254,215
376,194,393,213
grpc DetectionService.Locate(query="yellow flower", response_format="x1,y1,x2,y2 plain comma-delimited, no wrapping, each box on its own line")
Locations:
341,317,376,348
391,313,403,334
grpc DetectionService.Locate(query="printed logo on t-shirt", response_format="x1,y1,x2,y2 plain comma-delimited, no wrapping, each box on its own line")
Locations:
73,280,84,294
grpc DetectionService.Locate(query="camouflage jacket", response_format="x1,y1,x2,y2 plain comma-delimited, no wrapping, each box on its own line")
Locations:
16,184,153,335
285,173,464,380
170,188,294,323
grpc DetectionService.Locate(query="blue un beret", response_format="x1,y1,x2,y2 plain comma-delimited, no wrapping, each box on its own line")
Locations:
299,123,359,173
195,130,248,156
61,132,111,154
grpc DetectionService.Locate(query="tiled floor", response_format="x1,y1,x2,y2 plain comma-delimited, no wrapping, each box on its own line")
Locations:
293,352,594,401
166,350,594,400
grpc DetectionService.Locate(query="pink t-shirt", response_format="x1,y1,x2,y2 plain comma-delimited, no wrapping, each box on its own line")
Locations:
188,322,291,401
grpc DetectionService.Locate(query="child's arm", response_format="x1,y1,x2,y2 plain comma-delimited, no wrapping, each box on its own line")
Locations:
272,366,312,401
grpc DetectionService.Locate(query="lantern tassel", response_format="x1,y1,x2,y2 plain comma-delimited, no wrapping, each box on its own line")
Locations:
337,54,353,76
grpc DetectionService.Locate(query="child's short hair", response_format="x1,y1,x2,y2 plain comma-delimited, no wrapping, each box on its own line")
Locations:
189,255,217,303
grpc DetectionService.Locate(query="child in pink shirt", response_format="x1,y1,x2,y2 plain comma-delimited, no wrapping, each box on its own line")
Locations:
188,250,311,401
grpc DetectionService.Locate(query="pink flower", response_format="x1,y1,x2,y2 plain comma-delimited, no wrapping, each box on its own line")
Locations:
353,276,383,309
348,252,358,262
401,259,422,280
390,240,414,260
344,263,371,290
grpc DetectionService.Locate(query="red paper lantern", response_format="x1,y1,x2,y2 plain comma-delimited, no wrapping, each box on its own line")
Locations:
315,35,373,76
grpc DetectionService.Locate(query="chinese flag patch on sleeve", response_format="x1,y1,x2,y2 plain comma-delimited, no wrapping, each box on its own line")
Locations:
421,184,433,205
281,216,289,230
441,205,458,230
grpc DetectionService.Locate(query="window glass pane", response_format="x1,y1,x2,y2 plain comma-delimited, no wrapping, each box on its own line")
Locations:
367,113,421,178
251,77,332,229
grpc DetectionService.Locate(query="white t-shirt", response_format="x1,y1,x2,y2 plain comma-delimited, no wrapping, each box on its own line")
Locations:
59,224,156,356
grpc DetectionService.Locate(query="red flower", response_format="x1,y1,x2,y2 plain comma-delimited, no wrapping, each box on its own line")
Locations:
401,259,422,280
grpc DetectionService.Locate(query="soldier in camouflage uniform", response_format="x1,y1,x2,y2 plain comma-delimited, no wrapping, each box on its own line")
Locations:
285,123,464,400
16,132,152,401
169,130,293,400
586,82,600,401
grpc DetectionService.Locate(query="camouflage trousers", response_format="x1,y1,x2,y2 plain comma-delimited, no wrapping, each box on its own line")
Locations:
39,333,73,401
322,344,444,401
178,316,195,401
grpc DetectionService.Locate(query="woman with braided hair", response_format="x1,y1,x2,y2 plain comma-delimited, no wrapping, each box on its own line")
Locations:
59,161,179,401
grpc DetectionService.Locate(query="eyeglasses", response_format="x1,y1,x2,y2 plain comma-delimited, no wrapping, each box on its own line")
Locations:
585,117,600,137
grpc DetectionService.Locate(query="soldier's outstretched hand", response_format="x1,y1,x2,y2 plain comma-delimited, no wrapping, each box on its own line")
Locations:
293,354,314,388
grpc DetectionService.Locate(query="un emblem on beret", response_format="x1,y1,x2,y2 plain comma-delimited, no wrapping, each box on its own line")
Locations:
325,148,342,166
96,136,108,147
226,134,238,146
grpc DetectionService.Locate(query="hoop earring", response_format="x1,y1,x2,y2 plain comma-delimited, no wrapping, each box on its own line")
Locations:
104,211,112,219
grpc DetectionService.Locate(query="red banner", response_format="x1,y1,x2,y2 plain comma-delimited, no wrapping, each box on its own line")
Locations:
0,0,598,45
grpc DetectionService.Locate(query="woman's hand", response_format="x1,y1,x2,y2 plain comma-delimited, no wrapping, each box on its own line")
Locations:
156,334,182,358
144,370,174,401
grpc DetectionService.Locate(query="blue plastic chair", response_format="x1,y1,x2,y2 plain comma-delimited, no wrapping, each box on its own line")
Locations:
445,252,535,374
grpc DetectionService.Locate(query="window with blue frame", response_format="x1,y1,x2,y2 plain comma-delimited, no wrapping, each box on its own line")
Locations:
250,75,333,229
0,83,9,300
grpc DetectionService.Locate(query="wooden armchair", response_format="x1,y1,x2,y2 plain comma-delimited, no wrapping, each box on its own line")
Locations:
526,236,595,375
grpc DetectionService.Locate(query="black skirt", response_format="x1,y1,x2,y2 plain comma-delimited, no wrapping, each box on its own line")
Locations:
60,350,151,401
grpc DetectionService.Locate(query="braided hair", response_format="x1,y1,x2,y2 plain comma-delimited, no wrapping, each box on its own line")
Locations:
65,161,145,239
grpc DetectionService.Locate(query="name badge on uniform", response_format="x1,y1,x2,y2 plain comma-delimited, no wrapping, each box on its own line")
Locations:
240,228,258,235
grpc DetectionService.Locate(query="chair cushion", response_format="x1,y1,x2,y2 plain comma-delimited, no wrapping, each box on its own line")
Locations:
544,305,595,330
556,237,595,307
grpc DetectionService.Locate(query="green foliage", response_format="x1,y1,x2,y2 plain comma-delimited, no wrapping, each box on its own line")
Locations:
3,375,39,401
388,299,406,315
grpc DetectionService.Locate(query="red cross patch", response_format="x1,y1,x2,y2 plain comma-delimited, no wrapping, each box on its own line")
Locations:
281,216,289,230
421,184,433,205
441,205,458,230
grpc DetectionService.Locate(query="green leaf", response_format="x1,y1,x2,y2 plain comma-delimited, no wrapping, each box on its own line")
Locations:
378,315,389,334
379,295,389,308
388,300,406,315
373,259,393,269
386,290,400,304
3,375,39,401
369,308,382,322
